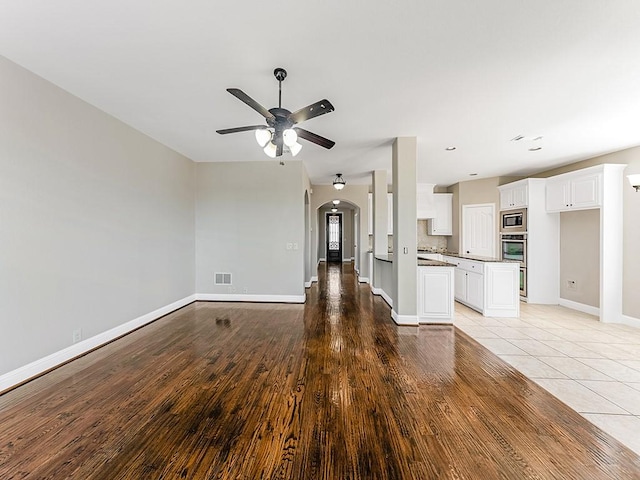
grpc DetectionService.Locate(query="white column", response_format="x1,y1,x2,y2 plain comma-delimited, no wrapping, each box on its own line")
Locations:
392,137,418,325
372,170,388,290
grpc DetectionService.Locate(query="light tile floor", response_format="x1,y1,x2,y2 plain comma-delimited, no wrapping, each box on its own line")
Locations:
453,302,640,456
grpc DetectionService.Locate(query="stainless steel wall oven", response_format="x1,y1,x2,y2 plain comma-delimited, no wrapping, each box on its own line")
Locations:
501,233,527,297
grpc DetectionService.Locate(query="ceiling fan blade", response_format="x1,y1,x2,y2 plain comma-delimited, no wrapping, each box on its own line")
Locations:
289,99,334,124
294,127,336,149
216,125,267,135
226,88,275,120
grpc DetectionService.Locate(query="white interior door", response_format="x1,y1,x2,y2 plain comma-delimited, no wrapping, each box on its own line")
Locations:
462,204,495,257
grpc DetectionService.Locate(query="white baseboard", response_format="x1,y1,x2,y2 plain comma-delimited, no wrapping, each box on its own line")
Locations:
304,281,312,288
196,293,306,303
392,310,419,326
310,276,318,284
358,277,369,283
318,258,326,263
372,287,393,308
620,314,640,329
0,294,196,394
559,298,600,317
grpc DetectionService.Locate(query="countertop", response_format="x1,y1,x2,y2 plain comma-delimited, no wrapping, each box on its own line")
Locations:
374,254,455,267
419,251,518,263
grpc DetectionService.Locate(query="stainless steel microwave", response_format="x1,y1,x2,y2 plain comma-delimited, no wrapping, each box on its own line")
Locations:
501,208,527,233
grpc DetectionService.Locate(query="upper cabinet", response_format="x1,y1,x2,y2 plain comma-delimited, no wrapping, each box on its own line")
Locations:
427,194,453,235
416,183,436,219
546,170,601,212
499,182,528,210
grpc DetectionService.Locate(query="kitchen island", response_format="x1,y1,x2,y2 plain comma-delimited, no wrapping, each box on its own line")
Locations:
373,254,455,324
419,251,520,318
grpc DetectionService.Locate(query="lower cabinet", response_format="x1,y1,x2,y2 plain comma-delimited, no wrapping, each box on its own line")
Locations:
417,266,454,323
454,267,484,311
445,255,519,317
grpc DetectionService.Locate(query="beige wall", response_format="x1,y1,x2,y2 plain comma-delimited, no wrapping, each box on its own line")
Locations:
535,147,640,318
0,56,196,376
195,161,305,297
446,177,500,255
559,210,600,307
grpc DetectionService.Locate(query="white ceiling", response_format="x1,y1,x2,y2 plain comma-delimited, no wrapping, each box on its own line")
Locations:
2,1,640,187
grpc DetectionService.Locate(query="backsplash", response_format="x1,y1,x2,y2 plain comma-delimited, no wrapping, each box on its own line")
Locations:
383,220,448,252
417,220,448,251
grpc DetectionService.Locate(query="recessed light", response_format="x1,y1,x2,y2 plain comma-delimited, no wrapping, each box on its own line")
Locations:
445,146,456,151
511,135,525,141
533,136,543,141
529,147,542,151
469,173,478,176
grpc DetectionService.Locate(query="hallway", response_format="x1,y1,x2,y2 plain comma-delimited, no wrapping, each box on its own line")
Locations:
0,262,639,478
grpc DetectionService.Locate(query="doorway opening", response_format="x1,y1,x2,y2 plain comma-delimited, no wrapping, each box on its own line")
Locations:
326,212,343,262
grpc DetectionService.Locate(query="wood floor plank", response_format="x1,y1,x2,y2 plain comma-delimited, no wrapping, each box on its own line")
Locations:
1,262,639,479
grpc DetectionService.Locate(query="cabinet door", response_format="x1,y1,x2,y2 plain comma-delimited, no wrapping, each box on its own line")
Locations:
368,193,373,235
512,184,528,208
454,268,467,302
500,188,514,210
418,269,453,318
387,193,393,235
546,180,570,212
416,184,436,219
571,173,601,209
428,194,453,235
466,271,484,310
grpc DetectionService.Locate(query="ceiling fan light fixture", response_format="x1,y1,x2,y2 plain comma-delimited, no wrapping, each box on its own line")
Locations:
289,141,302,157
283,128,298,147
333,173,346,190
255,129,271,147
263,141,277,158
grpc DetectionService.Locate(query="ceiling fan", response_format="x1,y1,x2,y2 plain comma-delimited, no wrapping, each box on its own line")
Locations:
216,68,335,158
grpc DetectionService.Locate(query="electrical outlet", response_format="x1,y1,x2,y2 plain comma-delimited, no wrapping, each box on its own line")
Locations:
293,243,298,250
286,243,293,250
243,287,248,293
72,329,82,344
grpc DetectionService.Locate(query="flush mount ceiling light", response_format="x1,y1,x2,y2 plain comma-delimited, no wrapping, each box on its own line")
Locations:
332,199,340,205
331,206,338,212
628,174,640,192
216,68,336,158
445,146,457,151
333,173,346,190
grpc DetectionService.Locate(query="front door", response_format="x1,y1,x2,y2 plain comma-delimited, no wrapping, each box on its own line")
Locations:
326,213,342,262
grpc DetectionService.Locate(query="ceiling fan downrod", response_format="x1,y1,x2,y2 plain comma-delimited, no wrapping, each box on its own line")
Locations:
274,68,287,109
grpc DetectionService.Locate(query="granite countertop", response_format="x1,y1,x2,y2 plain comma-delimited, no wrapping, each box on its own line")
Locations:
374,253,454,267
442,252,517,263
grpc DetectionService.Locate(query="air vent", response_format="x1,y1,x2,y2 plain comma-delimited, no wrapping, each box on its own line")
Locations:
214,272,232,285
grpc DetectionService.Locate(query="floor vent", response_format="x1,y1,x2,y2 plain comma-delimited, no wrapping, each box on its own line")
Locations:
215,272,232,285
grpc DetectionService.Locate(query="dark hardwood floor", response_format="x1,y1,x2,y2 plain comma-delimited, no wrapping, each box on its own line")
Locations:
1,262,639,479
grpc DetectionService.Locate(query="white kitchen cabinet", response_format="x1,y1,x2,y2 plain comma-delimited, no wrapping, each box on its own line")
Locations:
417,266,454,322
387,193,393,235
546,171,601,212
466,271,484,310
416,183,436,219
427,194,453,235
368,193,373,235
499,182,528,210
444,255,519,317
